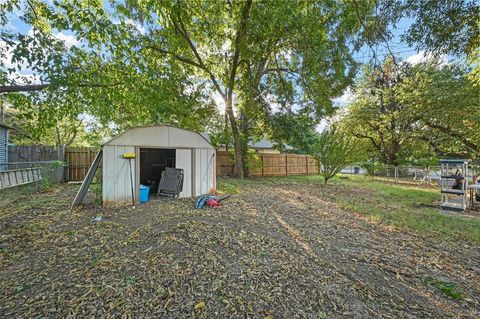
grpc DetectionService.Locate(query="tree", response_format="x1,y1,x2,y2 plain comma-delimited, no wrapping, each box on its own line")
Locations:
397,61,480,159
4,102,97,147
109,0,370,177
0,0,112,94
2,1,374,165
311,127,366,184
343,58,418,166
400,0,479,57
268,112,319,154
344,58,480,165
1,1,216,145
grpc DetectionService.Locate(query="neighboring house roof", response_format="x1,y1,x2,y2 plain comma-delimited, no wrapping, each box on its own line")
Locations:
250,139,294,151
201,133,293,151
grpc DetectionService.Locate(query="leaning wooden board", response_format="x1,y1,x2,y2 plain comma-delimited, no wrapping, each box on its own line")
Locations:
71,150,103,208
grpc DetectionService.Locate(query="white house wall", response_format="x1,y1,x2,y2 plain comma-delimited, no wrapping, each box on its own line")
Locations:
103,145,136,205
0,127,7,168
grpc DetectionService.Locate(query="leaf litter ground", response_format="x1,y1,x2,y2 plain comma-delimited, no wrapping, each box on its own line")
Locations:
0,179,479,318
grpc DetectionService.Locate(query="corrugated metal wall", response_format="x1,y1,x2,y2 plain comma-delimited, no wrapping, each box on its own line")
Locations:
102,145,135,205
195,148,216,194
176,149,192,198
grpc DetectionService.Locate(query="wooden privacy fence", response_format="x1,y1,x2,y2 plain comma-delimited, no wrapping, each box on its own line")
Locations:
216,151,318,177
65,148,100,181
8,145,64,162
7,145,65,183
65,149,319,181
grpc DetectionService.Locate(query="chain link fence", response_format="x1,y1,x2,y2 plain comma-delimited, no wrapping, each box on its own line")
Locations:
341,165,479,184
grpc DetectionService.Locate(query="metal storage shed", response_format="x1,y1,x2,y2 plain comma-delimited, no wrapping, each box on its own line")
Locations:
102,126,216,205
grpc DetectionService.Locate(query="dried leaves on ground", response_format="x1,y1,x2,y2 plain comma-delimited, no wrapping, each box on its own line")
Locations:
0,180,479,318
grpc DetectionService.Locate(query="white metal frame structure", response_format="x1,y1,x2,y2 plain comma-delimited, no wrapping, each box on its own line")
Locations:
440,159,469,211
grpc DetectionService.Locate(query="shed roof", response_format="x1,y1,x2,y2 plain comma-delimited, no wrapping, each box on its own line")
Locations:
104,126,214,149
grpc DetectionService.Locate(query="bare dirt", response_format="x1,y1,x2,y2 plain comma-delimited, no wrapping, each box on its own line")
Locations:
0,181,479,318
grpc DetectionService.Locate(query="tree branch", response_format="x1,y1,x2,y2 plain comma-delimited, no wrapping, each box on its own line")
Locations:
0,84,50,93
426,122,479,152
170,13,226,98
262,67,300,77
1,81,122,94
227,0,253,101
145,46,203,69
418,135,468,158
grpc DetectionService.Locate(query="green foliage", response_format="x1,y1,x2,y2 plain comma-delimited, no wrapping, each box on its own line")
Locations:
343,58,479,166
357,1,479,61
4,106,94,146
311,127,366,184
397,61,480,159
2,0,375,161
97,0,372,177
244,149,263,173
343,58,419,165
4,0,477,163
399,0,479,57
268,113,319,154
359,157,384,177
422,276,463,300
1,0,216,145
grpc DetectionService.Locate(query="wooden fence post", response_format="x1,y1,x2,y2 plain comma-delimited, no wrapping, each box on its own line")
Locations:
59,144,65,182
285,154,288,176
261,154,264,177
306,156,308,175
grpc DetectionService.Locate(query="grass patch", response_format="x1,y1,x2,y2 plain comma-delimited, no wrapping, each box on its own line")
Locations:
328,176,480,243
217,178,253,195
422,276,464,299
218,174,480,243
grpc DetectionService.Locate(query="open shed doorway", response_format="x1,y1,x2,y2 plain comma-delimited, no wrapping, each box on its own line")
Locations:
139,148,176,195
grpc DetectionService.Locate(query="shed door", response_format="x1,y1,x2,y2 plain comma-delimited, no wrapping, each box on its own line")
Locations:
175,149,192,197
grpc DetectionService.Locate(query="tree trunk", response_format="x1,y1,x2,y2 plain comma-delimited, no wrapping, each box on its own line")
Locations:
225,97,246,178
239,111,249,177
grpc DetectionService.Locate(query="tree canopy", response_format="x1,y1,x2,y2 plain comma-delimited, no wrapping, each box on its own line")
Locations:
342,58,480,166
311,125,366,184
1,0,479,174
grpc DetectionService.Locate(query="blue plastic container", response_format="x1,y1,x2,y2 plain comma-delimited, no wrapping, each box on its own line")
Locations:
139,185,150,203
